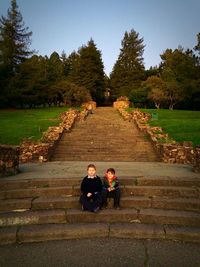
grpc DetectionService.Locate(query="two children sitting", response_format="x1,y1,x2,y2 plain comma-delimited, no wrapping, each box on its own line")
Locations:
80,164,121,212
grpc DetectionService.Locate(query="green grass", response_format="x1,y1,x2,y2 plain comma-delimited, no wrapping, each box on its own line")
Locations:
0,107,71,145
128,108,200,146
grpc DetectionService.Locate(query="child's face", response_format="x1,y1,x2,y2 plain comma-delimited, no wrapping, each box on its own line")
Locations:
107,171,114,180
87,167,96,177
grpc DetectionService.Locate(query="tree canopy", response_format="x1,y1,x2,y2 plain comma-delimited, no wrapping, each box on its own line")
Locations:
110,29,145,99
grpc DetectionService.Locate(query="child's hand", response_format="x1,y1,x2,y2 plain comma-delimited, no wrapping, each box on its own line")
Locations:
87,192,92,197
108,187,114,192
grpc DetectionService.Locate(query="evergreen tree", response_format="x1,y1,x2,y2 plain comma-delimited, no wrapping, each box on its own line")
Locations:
110,29,145,98
47,51,63,83
70,39,105,104
0,0,33,73
0,0,33,106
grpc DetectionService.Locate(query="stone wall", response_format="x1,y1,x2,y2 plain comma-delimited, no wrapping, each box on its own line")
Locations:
20,107,90,163
82,101,97,111
117,107,200,172
193,147,200,172
113,100,130,110
0,145,20,177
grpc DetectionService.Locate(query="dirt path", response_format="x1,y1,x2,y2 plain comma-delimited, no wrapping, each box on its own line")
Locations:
52,107,160,161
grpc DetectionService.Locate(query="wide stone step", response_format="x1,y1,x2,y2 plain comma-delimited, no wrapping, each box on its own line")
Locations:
1,184,198,200
66,208,200,227
122,185,199,198
52,156,159,162
0,208,199,228
1,195,199,213
30,196,200,212
1,176,199,191
0,210,66,227
0,178,81,191
1,181,199,200
0,186,75,200
0,198,33,212
1,223,200,245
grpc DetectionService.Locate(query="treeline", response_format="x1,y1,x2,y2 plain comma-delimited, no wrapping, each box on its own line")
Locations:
0,0,105,108
110,30,200,110
1,0,200,110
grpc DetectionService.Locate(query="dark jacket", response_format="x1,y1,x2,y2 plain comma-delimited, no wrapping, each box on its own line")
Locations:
102,176,120,191
81,176,102,196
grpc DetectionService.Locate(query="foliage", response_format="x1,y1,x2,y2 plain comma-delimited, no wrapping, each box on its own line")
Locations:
110,29,145,99
69,39,105,104
142,76,166,109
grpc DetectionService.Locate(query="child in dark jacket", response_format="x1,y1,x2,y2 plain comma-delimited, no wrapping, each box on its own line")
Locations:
80,164,103,212
102,168,121,209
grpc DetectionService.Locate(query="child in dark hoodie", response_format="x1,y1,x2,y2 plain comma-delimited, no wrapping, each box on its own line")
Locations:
80,164,102,212
102,168,121,209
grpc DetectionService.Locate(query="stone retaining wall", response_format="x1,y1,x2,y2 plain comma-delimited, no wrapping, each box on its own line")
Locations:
20,108,89,163
117,107,200,172
82,101,97,111
0,145,20,177
113,100,130,109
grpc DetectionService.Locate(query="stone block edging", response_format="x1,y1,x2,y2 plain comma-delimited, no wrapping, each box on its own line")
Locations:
117,108,200,172
0,145,20,177
0,103,94,176
19,108,90,163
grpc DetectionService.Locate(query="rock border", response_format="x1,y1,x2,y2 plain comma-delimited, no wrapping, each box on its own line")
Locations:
20,108,90,163
115,104,200,172
0,103,95,176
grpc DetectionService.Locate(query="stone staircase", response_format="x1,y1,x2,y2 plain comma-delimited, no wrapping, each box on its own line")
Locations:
0,175,200,245
51,107,160,162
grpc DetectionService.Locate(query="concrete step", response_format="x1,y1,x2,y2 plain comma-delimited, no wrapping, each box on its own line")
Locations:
0,186,74,200
1,184,198,200
52,156,159,162
1,223,200,245
1,183,198,200
0,210,66,227
30,196,200,212
1,176,199,191
122,185,199,198
0,208,199,228
66,208,200,227
0,198,33,212
1,195,199,213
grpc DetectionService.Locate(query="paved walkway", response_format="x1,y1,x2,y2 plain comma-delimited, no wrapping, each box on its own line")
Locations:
1,238,200,267
1,161,199,181
52,107,159,161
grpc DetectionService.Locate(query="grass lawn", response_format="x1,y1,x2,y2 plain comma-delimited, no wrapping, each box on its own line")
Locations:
0,107,70,145
129,108,200,146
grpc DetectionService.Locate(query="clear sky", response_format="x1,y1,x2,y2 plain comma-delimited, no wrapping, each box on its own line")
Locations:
0,0,199,75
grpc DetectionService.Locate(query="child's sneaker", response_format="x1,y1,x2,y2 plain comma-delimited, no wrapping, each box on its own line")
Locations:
93,206,100,213
82,205,86,211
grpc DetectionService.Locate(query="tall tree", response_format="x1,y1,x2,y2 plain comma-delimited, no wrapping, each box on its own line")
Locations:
0,0,33,73
47,51,63,83
194,33,200,56
69,39,105,104
110,29,145,98
160,48,199,109
0,0,33,106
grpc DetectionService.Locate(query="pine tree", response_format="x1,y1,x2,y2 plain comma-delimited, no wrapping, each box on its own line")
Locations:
47,52,63,83
110,29,145,98
0,0,33,73
70,39,105,104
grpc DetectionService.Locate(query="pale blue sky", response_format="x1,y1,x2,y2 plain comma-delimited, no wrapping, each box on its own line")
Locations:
0,0,199,75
